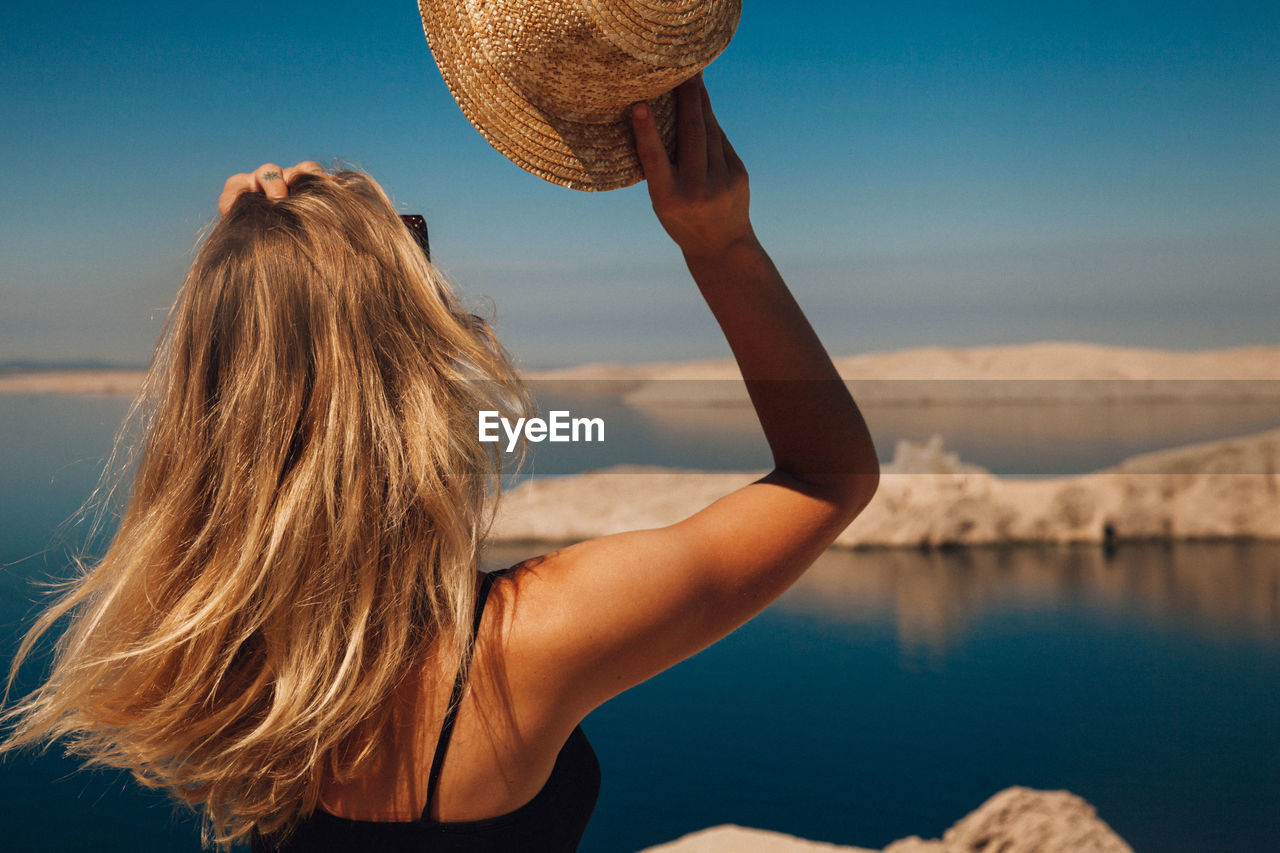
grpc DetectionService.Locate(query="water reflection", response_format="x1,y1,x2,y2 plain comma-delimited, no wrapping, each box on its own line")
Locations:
526,381,1280,476
626,398,1280,477
487,541,1280,651
776,542,1280,648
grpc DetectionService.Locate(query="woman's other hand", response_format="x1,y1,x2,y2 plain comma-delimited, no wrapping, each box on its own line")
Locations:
217,161,326,216
631,74,754,260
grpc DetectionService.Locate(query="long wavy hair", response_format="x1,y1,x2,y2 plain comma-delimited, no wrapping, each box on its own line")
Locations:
0,170,530,847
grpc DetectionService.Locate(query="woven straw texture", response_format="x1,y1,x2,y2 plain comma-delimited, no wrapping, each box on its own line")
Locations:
419,0,741,192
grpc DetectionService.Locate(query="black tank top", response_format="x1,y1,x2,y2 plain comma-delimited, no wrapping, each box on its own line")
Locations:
251,568,601,852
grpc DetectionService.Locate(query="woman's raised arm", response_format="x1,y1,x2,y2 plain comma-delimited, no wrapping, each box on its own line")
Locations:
633,74,876,502
487,75,878,734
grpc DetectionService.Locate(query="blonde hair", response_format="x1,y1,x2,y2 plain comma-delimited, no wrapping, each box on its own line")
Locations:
1,170,530,846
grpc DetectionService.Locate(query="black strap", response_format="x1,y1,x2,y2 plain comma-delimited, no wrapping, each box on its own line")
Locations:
422,569,502,821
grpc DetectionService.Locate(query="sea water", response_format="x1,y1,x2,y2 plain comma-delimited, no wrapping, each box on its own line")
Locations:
1,393,1278,852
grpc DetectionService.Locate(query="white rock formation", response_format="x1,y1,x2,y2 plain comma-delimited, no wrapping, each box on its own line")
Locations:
639,787,1132,853
492,429,1280,548
883,787,1133,853
640,825,874,853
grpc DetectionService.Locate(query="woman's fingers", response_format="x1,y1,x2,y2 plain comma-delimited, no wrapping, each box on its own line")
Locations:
721,130,746,178
635,74,737,201
702,84,746,183
700,79,726,178
218,172,256,216
633,77,751,257
253,163,288,201
632,101,677,201
675,75,707,188
284,161,325,182
217,161,326,216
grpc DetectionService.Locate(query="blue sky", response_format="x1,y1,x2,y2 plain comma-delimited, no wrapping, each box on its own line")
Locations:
2,0,1277,368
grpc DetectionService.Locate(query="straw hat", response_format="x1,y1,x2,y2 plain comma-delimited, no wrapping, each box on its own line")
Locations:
418,0,742,192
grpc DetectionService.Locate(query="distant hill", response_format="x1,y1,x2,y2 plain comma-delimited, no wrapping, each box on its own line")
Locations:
0,359,147,375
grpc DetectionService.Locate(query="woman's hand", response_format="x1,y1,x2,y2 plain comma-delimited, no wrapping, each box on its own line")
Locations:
631,74,755,260
217,161,326,216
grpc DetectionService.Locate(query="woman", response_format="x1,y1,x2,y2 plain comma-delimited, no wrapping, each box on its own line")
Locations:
2,76,878,850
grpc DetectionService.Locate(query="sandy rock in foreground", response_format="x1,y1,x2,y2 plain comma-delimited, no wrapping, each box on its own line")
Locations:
640,787,1132,853
492,429,1280,548
640,825,873,852
884,787,1133,853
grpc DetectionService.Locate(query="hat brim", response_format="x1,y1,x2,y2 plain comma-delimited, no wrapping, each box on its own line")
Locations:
419,1,679,192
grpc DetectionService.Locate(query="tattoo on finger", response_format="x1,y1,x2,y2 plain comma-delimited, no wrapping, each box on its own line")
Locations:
261,171,283,182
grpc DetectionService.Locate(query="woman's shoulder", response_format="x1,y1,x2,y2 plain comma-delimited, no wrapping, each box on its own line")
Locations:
478,474,869,720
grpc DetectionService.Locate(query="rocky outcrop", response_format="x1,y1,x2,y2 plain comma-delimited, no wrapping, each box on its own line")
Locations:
837,429,1280,547
491,429,1280,548
639,787,1132,853
883,787,1133,853
640,825,875,852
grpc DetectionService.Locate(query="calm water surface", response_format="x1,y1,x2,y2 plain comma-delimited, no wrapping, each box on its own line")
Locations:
1,393,1278,852
524,383,1280,477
